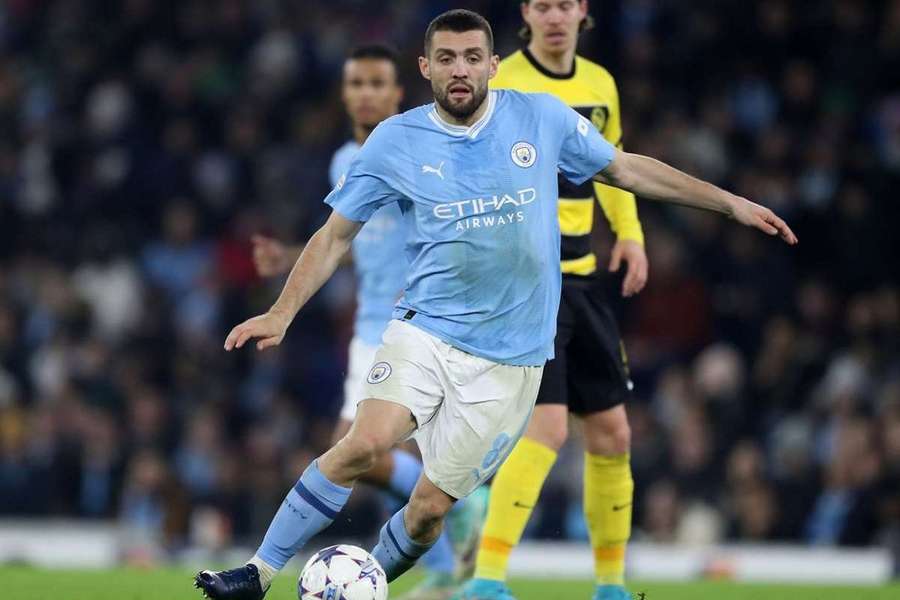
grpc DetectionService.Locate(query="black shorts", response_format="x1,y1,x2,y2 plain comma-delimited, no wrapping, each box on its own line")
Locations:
536,274,633,414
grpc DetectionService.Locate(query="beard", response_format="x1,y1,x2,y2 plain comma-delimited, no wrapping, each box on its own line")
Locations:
433,79,488,121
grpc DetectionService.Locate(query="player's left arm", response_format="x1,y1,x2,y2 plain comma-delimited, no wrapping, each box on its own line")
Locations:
594,149,798,244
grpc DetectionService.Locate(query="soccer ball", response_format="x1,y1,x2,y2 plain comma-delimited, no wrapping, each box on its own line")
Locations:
298,544,388,600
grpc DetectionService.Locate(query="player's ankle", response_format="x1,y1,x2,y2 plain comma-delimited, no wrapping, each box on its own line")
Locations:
247,555,278,590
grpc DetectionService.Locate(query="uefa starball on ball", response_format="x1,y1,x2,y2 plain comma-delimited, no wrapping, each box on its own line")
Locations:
298,544,388,600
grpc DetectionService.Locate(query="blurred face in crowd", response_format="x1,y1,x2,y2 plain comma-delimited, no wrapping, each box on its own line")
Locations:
419,29,498,122
342,58,402,131
523,0,588,54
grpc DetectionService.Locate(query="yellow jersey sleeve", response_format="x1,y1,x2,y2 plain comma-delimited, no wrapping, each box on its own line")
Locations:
592,72,644,245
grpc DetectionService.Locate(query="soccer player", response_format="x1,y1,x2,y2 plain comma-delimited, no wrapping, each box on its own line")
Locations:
456,2,645,599
194,10,796,600
250,45,482,600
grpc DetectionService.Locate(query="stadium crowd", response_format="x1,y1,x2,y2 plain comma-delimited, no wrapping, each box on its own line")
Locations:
0,0,898,570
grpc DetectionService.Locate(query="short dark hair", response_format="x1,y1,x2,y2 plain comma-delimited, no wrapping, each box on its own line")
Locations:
424,9,494,55
518,1,595,40
348,44,400,72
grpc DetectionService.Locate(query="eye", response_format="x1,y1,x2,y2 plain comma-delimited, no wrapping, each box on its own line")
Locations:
467,55,480,64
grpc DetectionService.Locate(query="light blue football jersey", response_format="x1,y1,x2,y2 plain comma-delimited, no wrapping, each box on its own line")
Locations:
329,141,408,347
325,90,615,365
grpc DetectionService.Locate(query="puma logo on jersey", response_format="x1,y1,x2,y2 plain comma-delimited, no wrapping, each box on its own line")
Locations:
421,161,445,179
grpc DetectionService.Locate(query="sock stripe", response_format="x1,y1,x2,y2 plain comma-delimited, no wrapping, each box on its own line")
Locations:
479,535,513,555
594,545,626,561
386,521,415,561
293,481,338,519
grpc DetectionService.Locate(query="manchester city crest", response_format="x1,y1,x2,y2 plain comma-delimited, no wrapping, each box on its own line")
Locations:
510,141,537,168
366,361,392,384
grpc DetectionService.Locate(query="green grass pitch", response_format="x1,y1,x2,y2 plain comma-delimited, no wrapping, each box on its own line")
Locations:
3,567,898,600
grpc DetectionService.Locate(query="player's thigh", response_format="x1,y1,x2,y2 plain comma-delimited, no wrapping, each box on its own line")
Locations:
338,336,380,423
347,398,418,450
360,320,447,430
416,349,543,499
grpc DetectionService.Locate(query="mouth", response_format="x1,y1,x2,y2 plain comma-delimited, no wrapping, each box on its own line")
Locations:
448,84,472,101
545,31,567,44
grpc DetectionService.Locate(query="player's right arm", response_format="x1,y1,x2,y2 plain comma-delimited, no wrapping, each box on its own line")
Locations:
225,118,402,352
225,212,362,351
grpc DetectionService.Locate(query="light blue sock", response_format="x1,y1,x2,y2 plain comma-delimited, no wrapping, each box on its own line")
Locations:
256,460,351,569
371,507,436,582
387,449,422,500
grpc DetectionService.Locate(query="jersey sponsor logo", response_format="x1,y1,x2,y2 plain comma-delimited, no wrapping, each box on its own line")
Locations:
366,361,392,384
433,188,536,219
510,141,537,168
421,161,445,179
433,188,537,232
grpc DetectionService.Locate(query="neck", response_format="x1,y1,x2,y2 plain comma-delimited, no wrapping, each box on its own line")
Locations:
527,40,576,76
352,123,374,145
434,93,489,127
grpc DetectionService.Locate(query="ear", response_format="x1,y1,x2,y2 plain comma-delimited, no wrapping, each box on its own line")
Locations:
418,56,431,81
489,54,500,80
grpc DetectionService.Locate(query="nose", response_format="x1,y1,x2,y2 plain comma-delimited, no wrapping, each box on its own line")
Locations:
450,57,469,79
546,7,564,25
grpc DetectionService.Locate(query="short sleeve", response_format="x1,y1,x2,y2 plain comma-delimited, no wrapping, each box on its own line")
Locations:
549,96,616,185
327,151,343,188
324,124,402,222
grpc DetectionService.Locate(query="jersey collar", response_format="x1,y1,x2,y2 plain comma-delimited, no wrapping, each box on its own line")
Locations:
521,46,576,80
428,90,497,139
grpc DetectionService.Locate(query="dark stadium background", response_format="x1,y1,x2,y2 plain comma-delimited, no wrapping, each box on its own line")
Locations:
0,0,898,574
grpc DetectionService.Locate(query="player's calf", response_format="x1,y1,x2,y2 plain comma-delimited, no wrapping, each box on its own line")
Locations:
373,476,456,581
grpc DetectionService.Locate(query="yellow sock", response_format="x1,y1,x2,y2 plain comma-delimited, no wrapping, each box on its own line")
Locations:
584,452,633,586
474,437,557,582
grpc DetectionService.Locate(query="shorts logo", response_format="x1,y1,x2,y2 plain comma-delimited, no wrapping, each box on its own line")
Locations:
510,141,536,168
367,362,392,384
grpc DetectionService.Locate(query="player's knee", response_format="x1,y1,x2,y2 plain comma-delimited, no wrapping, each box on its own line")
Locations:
339,430,390,471
531,419,568,452
586,418,631,456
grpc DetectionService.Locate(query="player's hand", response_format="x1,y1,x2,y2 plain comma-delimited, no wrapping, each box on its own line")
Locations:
224,310,291,351
252,234,292,277
608,239,648,297
731,198,798,245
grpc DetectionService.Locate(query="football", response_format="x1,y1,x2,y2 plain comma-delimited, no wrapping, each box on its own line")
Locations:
298,544,389,600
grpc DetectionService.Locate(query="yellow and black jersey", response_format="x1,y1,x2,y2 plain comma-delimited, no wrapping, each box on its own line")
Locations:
491,47,644,276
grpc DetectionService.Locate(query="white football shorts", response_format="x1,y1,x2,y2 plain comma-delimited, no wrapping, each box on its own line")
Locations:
340,336,380,421
361,319,543,498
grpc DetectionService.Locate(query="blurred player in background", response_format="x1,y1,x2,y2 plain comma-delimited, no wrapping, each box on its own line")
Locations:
250,45,484,600
195,10,796,600
455,3,644,599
